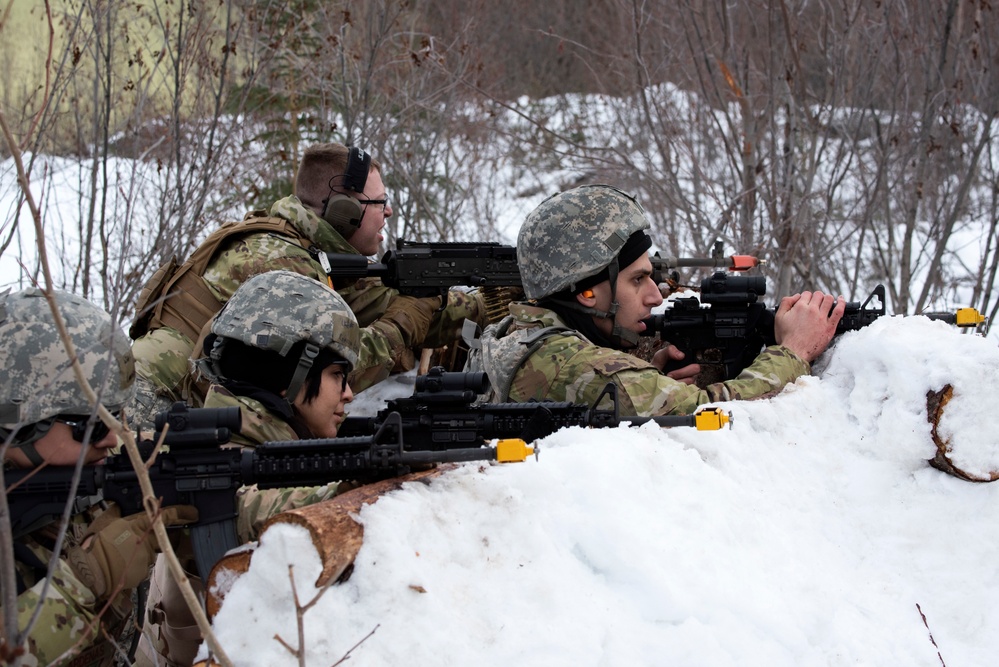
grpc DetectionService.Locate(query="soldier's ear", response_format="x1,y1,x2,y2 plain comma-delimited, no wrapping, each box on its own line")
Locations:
576,289,596,306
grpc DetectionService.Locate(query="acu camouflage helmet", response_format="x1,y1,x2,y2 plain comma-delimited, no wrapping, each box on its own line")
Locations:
0,288,135,428
206,270,360,401
518,184,650,300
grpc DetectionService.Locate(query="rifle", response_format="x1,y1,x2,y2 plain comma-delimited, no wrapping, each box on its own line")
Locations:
4,368,730,581
336,366,732,445
4,402,536,582
641,271,989,382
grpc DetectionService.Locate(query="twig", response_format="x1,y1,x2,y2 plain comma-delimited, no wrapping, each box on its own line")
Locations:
0,105,234,667
916,603,948,667
273,563,379,666
330,625,379,667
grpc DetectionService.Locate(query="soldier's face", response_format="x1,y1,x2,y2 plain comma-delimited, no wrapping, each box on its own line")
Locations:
347,168,391,257
4,420,117,468
584,254,663,345
291,363,354,439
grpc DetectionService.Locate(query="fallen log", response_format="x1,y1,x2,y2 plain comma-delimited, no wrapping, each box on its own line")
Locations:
926,384,998,482
205,467,447,618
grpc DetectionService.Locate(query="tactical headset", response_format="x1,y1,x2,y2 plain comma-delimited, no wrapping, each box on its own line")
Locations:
320,146,371,238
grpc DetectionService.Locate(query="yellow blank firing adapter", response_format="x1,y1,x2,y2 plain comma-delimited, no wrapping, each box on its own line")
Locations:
495,438,537,462
693,407,732,431
954,307,986,328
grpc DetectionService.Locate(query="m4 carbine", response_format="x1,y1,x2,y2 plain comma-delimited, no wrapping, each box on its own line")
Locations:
641,271,989,382
5,369,729,581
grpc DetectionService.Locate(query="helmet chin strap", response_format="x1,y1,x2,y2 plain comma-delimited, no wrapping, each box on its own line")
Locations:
566,264,640,349
285,342,320,407
1,421,52,468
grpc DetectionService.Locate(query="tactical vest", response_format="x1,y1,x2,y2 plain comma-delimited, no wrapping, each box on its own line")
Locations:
463,316,576,402
129,213,311,342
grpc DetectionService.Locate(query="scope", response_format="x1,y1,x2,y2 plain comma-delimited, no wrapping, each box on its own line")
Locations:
414,366,490,396
154,402,242,447
700,272,767,305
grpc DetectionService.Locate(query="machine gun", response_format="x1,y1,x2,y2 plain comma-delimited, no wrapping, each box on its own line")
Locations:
641,271,989,382
314,239,521,301
315,239,766,301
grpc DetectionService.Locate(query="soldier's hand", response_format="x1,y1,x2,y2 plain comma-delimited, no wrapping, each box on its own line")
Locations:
380,294,442,348
774,291,846,362
653,344,701,385
67,505,198,599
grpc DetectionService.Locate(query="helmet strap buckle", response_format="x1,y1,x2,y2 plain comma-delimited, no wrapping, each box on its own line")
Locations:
285,342,320,406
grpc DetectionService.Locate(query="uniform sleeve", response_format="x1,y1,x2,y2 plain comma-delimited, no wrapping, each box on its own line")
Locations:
515,335,810,417
424,289,488,348
236,483,345,543
609,344,810,416
349,325,407,392
13,549,104,666
202,233,328,303
337,277,396,327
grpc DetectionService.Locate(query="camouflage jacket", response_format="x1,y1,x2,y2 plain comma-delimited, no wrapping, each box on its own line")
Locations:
476,302,811,416
5,508,134,667
132,195,485,416
203,384,346,542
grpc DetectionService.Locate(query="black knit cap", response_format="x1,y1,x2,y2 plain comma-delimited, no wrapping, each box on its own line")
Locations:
574,230,653,293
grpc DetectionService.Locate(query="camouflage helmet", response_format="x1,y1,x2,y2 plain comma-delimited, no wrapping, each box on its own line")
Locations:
206,271,359,400
518,184,650,300
0,288,135,429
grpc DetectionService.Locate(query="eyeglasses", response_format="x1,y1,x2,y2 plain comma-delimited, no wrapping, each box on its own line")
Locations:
327,365,349,392
356,197,389,212
56,414,116,443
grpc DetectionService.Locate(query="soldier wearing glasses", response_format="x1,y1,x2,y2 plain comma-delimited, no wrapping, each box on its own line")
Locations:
129,142,488,426
139,271,364,666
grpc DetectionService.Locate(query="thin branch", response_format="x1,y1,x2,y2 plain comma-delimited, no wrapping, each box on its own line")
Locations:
0,105,234,667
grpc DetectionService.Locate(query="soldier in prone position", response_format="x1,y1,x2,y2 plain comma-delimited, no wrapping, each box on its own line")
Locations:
467,184,847,415
0,288,196,666
140,271,363,666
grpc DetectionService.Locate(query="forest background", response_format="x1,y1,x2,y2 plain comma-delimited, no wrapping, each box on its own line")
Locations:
1,0,997,331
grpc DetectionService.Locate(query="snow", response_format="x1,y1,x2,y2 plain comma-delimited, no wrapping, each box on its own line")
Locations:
201,316,999,666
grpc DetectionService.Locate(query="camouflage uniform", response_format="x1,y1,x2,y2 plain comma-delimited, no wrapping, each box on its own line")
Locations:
0,289,169,666
471,184,812,416
131,194,486,424
478,301,810,415
140,271,359,666
9,512,134,667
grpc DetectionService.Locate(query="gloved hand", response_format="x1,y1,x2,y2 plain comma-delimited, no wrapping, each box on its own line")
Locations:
379,294,441,349
67,504,198,599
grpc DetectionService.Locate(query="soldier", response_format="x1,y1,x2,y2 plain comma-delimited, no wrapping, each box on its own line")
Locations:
0,288,196,666
140,271,363,666
129,142,488,425
471,184,846,414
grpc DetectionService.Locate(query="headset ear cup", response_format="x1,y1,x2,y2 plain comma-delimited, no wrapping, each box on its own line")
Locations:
323,194,364,238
